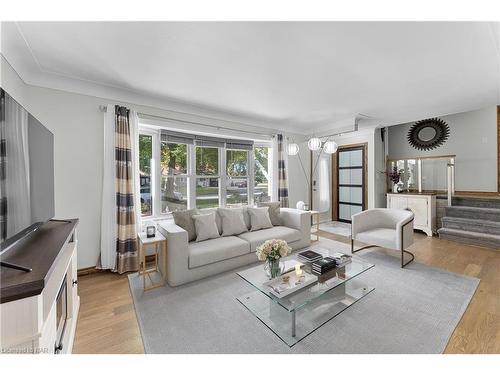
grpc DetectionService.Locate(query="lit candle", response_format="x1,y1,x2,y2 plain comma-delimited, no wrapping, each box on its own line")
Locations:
295,264,303,276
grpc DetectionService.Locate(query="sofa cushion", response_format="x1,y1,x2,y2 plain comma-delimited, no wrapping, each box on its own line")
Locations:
217,207,248,236
172,209,198,242
257,202,281,226
188,236,250,268
355,228,397,250
237,226,302,252
192,212,220,242
247,207,272,231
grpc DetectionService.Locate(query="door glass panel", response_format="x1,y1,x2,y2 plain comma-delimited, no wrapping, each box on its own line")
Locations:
339,168,363,186
339,187,363,204
350,205,362,216
350,150,363,167
339,186,350,202
339,204,351,221
339,169,350,184
337,146,365,222
350,187,363,204
338,152,351,167
350,169,363,185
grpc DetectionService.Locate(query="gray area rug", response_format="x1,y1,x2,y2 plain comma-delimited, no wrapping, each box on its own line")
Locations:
128,238,479,353
319,221,352,237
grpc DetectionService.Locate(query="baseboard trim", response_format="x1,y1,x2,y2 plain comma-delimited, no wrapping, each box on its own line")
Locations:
77,255,157,276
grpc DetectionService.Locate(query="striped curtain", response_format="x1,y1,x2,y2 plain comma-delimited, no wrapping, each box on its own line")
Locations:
0,90,6,241
277,134,289,207
115,106,139,273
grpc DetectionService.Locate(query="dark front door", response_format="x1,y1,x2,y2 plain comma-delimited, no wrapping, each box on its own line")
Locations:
337,145,366,223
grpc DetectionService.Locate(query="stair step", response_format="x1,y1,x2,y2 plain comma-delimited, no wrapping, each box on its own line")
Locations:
445,206,500,222
451,196,500,209
437,228,500,250
441,216,500,235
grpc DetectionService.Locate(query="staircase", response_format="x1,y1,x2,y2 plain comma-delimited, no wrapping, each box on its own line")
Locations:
437,196,500,250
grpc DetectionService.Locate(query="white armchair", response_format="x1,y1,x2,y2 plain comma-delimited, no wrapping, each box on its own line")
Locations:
351,208,415,268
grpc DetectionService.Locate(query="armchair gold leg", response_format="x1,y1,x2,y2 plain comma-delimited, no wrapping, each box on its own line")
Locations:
351,238,379,254
352,238,415,268
401,249,415,268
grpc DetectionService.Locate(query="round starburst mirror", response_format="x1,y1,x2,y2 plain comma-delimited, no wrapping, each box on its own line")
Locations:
407,118,450,151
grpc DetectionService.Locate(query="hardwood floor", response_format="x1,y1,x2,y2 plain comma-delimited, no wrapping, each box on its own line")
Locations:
73,272,144,354
72,232,499,354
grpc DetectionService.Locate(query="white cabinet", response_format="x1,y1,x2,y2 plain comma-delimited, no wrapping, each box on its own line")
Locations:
387,193,436,236
0,221,79,354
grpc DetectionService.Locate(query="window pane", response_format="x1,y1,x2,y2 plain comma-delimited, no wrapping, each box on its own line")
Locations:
227,178,248,205
161,142,187,175
196,178,219,208
254,147,270,203
139,134,152,216
226,150,248,177
196,147,219,175
161,176,188,213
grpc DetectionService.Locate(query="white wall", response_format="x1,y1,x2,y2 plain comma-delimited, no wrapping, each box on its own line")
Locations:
374,128,387,208
1,57,309,269
387,106,498,192
287,140,310,209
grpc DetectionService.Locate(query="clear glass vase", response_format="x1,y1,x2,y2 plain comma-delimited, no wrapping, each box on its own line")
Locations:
265,258,284,279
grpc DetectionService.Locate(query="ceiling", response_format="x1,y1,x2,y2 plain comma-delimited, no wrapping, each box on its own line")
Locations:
1,21,499,133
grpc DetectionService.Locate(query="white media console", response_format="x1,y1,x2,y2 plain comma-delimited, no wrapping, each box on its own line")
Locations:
0,219,79,354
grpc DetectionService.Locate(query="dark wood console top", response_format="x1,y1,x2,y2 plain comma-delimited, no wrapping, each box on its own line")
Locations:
0,219,78,304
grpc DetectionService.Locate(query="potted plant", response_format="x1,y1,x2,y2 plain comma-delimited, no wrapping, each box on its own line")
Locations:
388,166,402,193
256,239,291,279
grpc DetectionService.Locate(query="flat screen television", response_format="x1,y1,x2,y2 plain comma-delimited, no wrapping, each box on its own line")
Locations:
0,88,55,253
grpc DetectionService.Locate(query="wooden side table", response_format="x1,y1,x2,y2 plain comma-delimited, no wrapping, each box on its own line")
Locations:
309,210,320,242
137,231,167,291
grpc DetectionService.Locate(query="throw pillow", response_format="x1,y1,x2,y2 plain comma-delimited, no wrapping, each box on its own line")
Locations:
192,212,220,242
257,202,281,226
172,209,198,242
247,207,273,231
217,207,248,236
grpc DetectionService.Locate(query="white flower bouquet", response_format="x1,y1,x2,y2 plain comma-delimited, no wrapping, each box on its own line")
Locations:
256,239,291,278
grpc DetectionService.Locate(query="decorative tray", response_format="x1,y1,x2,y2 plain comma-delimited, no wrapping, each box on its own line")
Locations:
263,269,318,298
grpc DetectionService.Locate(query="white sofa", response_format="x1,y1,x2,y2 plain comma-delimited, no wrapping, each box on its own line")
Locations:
351,208,415,268
157,208,311,286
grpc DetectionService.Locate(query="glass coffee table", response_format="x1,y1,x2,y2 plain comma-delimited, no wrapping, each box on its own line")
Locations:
236,246,374,346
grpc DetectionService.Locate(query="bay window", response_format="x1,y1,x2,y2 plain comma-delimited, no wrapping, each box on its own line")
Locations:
138,127,272,217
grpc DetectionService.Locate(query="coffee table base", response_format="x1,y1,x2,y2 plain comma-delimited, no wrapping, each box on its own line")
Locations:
237,280,374,347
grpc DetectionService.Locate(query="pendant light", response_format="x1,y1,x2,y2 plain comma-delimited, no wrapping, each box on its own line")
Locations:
307,137,322,151
323,140,338,154
287,143,300,156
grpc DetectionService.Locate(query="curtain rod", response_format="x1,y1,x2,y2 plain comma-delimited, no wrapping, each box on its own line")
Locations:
99,105,275,138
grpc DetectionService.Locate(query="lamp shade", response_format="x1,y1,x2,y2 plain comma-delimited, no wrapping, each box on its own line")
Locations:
307,137,322,151
323,140,338,154
287,143,300,156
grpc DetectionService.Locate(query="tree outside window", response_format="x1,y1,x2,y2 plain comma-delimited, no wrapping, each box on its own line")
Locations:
226,149,248,205
196,147,220,208
139,134,153,216
254,147,270,203
161,142,188,212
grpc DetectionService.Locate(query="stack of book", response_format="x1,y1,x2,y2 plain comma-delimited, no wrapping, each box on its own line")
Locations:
311,257,336,275
297,250,323,263
332,252,352,267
